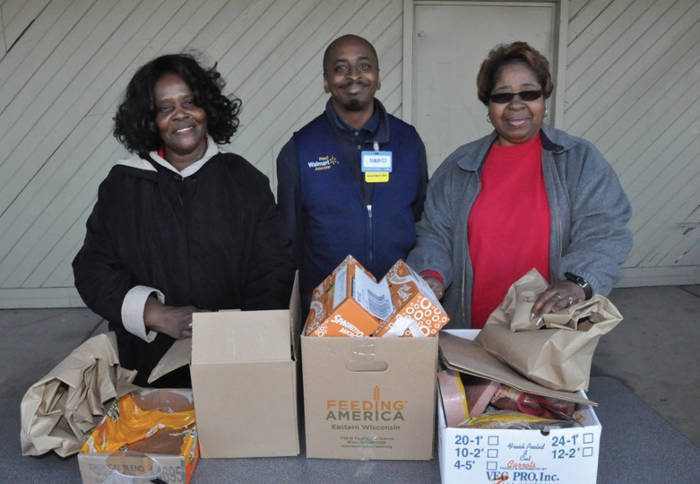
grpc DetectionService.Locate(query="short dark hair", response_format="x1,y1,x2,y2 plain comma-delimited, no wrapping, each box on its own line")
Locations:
113,53,241,155
476,41,553,105
322,34,379,74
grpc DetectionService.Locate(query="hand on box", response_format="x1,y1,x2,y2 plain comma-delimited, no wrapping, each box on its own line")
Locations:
530,280,585,318
421,274,445,300
144,295,196,339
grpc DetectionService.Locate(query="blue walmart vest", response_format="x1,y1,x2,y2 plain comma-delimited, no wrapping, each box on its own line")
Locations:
294,112,422,296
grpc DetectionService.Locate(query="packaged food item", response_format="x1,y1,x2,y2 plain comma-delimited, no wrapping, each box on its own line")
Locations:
374,260,450,337
463,376,500,418
81,394,195,454
438,371,504,428
438,369,582,431
464,411,576,430
490,385,576,419
437,370,470,427
304,257,448,338
78,389,199,484
304,255,389,337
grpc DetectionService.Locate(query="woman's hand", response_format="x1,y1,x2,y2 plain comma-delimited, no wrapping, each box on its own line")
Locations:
531,280,585,318
422,274,445,300
144,295,196,339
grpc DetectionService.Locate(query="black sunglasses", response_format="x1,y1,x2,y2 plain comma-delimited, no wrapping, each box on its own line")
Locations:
489,90,543,104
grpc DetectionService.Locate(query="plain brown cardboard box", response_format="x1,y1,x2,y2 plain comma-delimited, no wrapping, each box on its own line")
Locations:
148,276,302,458
302,335,438,460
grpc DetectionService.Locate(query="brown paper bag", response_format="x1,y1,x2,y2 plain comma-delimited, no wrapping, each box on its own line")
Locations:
148,337,191,384
485,268,549,332
475,269,623,391
20,332,139,457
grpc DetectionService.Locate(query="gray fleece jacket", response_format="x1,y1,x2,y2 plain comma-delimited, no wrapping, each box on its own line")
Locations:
407,124,633,329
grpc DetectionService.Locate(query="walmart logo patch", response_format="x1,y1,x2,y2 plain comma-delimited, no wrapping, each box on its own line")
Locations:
308,155,339,171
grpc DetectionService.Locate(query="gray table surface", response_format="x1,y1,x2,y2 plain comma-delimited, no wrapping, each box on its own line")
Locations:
5,376,699,483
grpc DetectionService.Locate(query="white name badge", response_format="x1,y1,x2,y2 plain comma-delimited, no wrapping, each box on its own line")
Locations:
361,150,393,173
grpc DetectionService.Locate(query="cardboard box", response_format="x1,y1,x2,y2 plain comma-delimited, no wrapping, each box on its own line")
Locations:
375,259,450,337
304,255,391,337
438,330,601,484
148,275,302,458
302,334,439,460
78,388,199,484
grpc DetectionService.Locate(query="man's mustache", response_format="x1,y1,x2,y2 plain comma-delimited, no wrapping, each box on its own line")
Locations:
339,79,370,88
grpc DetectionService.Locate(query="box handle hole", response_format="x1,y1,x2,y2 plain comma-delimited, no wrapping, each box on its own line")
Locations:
345,360,389,372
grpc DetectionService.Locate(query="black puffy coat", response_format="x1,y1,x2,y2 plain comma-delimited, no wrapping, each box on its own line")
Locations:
73,152,294,386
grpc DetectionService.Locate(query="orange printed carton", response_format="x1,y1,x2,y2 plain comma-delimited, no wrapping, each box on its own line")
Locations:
304,255,393,337
374,259,450,337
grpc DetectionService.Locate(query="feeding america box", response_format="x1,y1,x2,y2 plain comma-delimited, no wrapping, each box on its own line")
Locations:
301,335,438,460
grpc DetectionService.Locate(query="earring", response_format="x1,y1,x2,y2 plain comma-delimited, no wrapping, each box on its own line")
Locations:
486,113,492,124
544,106,549,118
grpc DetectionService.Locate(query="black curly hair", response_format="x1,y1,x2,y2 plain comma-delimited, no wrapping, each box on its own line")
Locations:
113,53,241,155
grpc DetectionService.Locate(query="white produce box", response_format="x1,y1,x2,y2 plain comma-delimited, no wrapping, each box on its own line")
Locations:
438,330,601,484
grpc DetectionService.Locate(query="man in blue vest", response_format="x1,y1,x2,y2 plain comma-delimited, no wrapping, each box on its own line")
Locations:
276,34,428,309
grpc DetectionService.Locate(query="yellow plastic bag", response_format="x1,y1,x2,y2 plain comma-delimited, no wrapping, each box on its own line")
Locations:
81,392,195,454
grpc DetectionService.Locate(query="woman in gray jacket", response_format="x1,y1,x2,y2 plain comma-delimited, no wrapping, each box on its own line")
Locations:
407,41,632,329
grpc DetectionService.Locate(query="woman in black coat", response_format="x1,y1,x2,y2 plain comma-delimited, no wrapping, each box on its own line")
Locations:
73,54,294,387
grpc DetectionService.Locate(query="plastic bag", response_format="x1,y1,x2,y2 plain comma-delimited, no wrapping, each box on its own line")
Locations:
81,392,195,454
464,410,578,430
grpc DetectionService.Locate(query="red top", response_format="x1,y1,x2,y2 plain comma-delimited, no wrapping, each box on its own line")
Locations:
468,134,550,328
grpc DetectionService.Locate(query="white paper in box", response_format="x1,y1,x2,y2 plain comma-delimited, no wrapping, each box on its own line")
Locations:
438,330,601,484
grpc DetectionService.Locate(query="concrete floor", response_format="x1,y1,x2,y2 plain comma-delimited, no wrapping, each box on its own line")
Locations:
2,284,699,451
591,284,700,447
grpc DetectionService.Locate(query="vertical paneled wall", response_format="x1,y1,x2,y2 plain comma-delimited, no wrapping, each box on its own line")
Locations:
0,0,403,307
565,0,700,285
0,0,698,307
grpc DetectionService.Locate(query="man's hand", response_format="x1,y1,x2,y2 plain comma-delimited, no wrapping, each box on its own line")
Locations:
144,295,196,339
531,280,585,318
421,274,445,300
